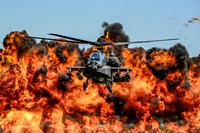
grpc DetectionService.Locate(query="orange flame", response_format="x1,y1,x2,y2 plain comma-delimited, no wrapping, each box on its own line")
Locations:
0,31,199,132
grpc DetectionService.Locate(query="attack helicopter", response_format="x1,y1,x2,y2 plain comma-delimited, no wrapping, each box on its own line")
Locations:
28,33,179,93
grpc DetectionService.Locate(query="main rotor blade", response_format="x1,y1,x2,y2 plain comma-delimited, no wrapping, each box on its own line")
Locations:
27,36,82,43
115,38,180,45
48,33,99,45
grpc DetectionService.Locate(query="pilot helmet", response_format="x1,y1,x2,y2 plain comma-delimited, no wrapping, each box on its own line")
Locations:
110,50,115,56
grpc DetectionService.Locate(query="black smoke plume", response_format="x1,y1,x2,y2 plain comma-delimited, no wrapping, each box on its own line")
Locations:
102,22,129,42
101,22,130,56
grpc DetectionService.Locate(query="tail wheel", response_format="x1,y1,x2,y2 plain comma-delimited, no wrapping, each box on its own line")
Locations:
106,81,113,93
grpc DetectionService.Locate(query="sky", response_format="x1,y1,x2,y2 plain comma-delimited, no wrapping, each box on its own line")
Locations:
0,0,200,56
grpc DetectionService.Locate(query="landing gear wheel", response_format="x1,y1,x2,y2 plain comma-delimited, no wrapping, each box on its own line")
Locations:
83,82,88,91
106,81,113,93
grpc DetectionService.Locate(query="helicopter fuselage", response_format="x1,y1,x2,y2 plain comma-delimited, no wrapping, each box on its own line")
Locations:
66,50,132,93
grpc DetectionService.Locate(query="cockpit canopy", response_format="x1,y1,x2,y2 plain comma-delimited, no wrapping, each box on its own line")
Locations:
90,52,100,61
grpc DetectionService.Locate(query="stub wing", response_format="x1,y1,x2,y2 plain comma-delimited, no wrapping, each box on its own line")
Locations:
67,66,85,72
110,67,132,72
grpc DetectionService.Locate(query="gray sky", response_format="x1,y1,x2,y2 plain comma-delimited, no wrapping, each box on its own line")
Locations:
0,0,200,56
